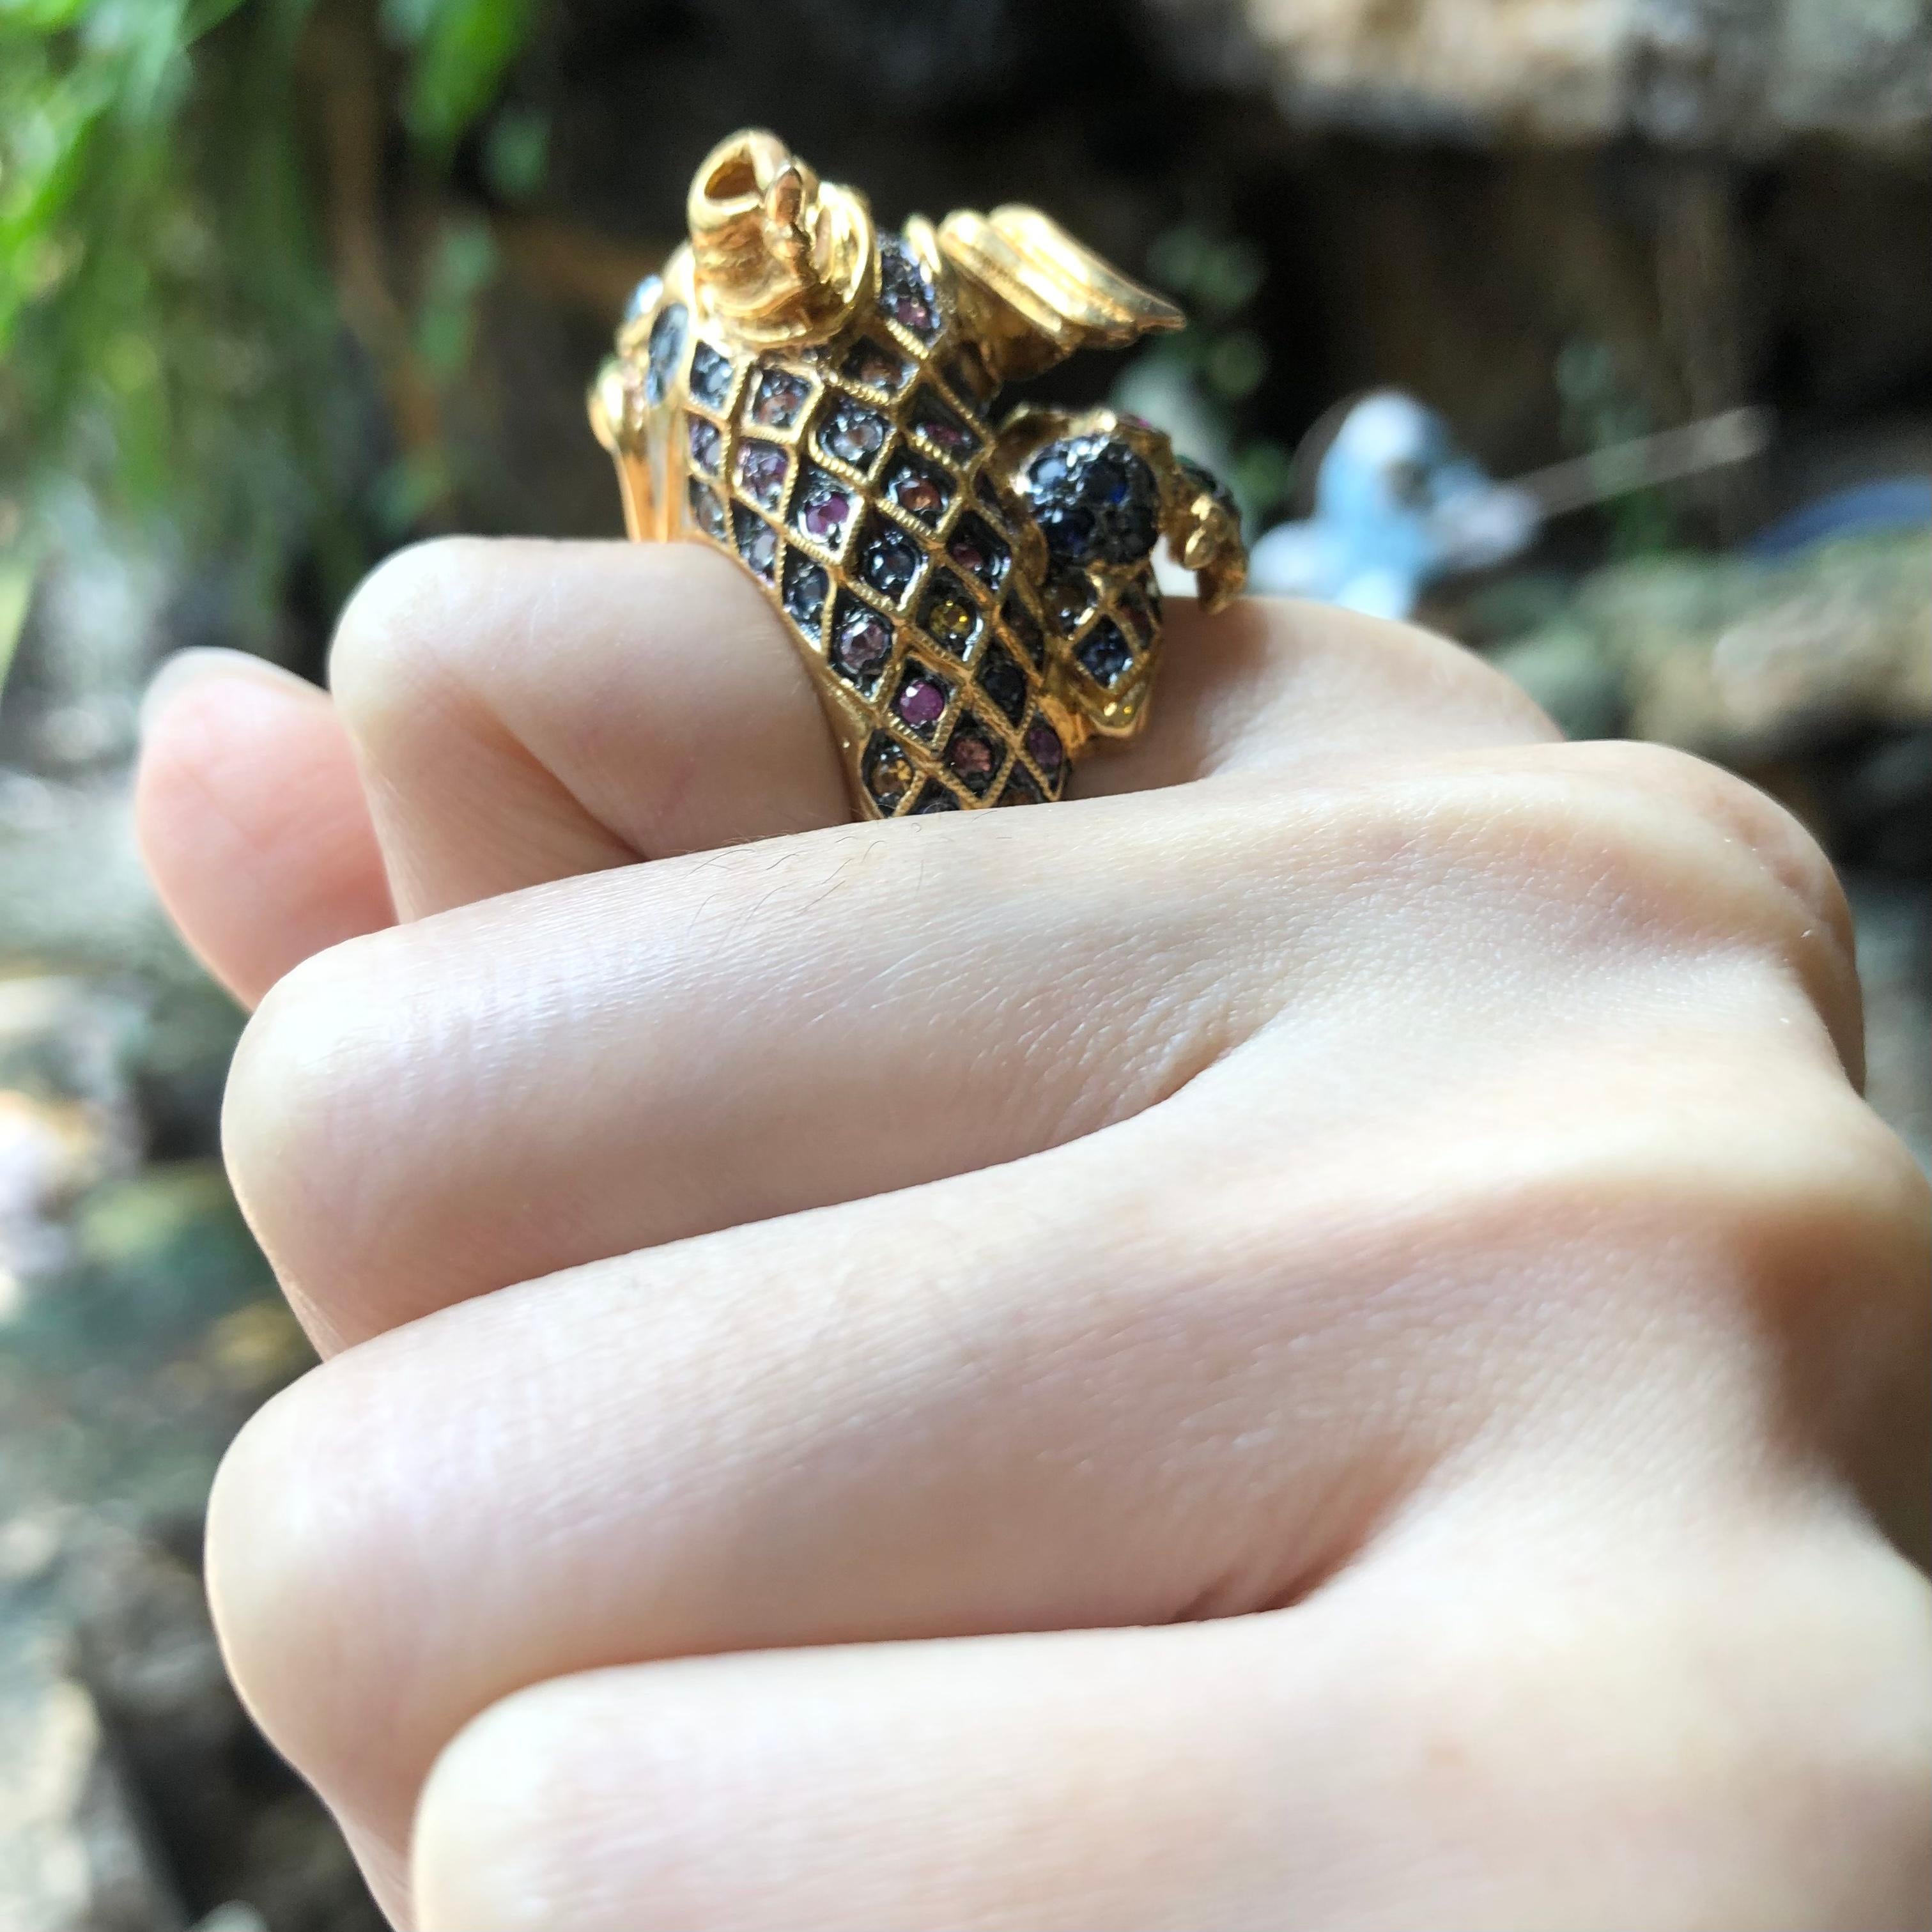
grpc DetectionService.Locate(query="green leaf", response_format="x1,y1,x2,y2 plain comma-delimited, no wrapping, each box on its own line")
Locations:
0,547,37,707
482,102,546,200
414,212,496,378
1194,238,1263,321
0,0,93,31
388,0,539,152
1203,328,1266,401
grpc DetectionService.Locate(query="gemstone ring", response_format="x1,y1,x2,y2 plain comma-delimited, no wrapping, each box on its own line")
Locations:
590,129,1247,818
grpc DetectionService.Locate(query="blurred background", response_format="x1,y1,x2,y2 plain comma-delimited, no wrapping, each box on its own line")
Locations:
1,3,1926,1925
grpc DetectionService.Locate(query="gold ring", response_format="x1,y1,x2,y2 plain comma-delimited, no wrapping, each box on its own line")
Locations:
591,129,1246,817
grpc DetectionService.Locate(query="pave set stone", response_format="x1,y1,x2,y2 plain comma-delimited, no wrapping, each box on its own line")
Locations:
686,415,721,473
750,368,812,429
660,233,1076,814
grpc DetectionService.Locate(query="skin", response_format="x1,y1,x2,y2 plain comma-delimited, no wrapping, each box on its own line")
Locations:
134,539,1931,1931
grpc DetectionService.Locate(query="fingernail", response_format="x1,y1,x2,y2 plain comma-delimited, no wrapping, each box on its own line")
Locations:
139,649,318,742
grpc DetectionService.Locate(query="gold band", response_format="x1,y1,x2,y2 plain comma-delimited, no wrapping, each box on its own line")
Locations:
591,129,1246,817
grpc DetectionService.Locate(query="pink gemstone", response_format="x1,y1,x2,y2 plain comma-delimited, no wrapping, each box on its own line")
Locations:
802,486,851,539
948,733,995,782
883,290,933,332
1024,718,1063,771
848,341,907,388
897,677,946,729
894,472,946,518
824,405,887,467
834,611,892,679
741,523,777,578
738,441,787,507
752,371,810,426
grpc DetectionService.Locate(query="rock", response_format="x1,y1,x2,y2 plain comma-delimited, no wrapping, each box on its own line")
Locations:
1148,0,1932,157
0,1513,385,1932
0,944,379,1930
0,1517,188,1932
1490,624,1629,741
0,499,171,782
1506,530,1931,764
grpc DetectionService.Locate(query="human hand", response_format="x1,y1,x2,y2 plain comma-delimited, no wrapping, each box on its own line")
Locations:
137,540,1930,1929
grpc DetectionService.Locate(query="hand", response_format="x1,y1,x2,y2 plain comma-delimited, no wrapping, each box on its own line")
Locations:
137,539,1931,1931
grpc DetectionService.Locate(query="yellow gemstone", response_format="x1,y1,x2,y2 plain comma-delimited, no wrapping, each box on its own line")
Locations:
929,594,975,647
869,745,915,807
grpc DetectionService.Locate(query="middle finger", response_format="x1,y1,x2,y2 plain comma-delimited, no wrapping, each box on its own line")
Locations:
227,784,1274,1349
224,729,1846,1356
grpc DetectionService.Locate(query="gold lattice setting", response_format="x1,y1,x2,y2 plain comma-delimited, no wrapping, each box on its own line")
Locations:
591,130,1246,817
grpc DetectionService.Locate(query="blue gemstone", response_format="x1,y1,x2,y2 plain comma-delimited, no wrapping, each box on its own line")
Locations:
1077,619,1133,687
1024,435,1159,567
645,304,688,405
784,556,830,630
624,274,663,324
690,341,734,409
978,642,1027,724
1037,505,1096,562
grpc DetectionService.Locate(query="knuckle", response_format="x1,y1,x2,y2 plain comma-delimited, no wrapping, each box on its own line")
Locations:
412,1685,575,1925
205,1365,383,1780
327,535,491,736
1389,1526,1932,1924
1595,1058,1922,1273
1407,741,1865,1073
1556,740,1851,962
221,934,394,1308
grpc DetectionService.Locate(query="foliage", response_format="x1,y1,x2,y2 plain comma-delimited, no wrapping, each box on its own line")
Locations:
1554,337,1677,559
1127,224,1296,528
0,0,546,640
383,0,537,154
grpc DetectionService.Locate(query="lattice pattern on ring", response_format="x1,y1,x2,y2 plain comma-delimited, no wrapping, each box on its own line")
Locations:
591,133,1250,817
664,235,1072,815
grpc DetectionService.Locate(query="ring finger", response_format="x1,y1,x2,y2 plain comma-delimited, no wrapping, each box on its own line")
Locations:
227,716,1716,1352
137,542,1553,1000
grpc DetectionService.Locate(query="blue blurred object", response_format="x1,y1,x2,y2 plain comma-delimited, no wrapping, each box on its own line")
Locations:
1248,390,1785,618
1247,392,1540,618
1749,477,1932,558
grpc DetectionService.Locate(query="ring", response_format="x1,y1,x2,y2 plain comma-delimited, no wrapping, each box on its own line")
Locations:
591,130,1246,817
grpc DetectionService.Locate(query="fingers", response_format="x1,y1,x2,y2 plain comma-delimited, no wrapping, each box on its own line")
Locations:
223,734,1867,1354
130,584,1550,1012
1081,592,1557,798
206,996,1925,1859
221,787,1271,1348
135,651,394,1007
140,537,1552,990
327,542,1555,918
327,537,849,918
325,534,1557,920
408,1540,1932,1932
408,1622,1285,1932
217,578,1562,1340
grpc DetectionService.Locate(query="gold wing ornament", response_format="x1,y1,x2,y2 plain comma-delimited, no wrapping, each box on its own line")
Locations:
935,205,1185,380
591,130,1246,818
